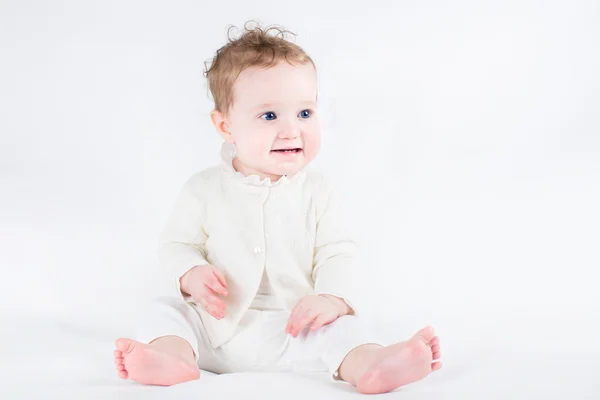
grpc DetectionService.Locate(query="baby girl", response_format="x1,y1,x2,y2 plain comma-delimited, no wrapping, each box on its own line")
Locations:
113,22,442,394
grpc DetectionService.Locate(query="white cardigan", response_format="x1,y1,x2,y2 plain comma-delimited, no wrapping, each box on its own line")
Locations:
158,143,358,348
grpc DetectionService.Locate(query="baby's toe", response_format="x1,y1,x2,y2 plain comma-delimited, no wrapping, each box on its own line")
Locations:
432,361,442,371
429,337,440,347
118,370,128,379
114,350,123,358
431,344,440,354
114,357,124,365
415,326,435,343
115,338,135,354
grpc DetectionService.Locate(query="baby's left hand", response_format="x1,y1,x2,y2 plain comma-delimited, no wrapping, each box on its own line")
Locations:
285,294,351,337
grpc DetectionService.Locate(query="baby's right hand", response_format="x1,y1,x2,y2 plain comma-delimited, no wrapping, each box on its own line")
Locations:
179,264,228,320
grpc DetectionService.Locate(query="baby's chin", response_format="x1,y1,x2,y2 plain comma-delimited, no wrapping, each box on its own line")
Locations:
259,151,316,178
267,163,308,178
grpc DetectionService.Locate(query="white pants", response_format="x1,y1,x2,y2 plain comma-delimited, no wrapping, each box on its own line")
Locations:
135,296,382,380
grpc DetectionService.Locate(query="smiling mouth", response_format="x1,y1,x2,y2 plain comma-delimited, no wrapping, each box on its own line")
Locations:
271,148,302,153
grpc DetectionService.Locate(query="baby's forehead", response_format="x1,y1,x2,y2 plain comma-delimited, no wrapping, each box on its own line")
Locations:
236,63,315,88
234,66,317,107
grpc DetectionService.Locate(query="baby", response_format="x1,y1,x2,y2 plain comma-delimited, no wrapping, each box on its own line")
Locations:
113,23,442,394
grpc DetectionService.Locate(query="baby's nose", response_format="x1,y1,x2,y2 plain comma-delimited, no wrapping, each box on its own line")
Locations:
277,123,301,139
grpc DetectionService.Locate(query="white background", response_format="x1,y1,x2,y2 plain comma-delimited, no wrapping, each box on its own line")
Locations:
1,0,599,363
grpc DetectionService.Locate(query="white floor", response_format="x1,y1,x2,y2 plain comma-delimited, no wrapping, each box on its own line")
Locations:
2,313,598,399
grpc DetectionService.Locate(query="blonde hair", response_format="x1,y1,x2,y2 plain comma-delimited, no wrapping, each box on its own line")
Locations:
203,21,315,117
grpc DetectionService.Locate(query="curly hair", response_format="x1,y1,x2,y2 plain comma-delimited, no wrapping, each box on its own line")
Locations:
203,21,315,116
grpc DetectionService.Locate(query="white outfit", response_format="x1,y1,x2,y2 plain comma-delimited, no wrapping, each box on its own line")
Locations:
135,296,377,378
137,142,380,378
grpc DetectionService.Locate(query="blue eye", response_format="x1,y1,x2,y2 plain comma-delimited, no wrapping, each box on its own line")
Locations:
261,112,277,121
299,109,311,119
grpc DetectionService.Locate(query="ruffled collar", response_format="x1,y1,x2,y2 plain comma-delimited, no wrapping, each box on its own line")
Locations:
220,141,303,187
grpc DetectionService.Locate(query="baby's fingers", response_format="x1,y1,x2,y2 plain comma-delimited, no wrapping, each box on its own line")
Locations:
310,314,334,332
204,273,228,296
290,312,318,338
203,293,227,311
207,306,224,320
285,314,297,335
286,299,307,334
285,307,301,335
200,302,225,320
211,267,228,290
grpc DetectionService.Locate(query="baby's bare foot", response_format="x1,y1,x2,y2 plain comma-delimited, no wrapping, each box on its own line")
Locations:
114,338,200,386
356,326,442,394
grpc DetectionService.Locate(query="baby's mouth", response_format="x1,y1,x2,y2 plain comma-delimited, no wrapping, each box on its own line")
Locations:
271,148,303,153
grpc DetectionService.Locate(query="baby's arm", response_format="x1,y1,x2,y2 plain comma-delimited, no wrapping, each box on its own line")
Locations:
158,181,210,298
286,182,357,336
311,179,358,314
158,180,229,319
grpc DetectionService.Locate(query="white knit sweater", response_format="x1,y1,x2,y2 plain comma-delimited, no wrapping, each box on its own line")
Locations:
158,142,357,348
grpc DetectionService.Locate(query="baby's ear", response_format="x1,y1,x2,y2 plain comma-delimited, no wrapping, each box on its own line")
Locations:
210,110,234,143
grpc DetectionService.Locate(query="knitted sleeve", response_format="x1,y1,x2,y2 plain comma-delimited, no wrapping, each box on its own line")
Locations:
157,176,209,299
311,177,359,314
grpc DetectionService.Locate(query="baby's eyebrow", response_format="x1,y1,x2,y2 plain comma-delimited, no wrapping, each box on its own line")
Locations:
251,101,316,112
252,103,275,111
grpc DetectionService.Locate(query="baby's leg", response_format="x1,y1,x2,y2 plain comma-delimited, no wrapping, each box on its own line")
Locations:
337,326,442,394
114,296,204,386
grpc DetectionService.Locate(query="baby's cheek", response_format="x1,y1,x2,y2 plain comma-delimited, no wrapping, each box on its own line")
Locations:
304,135,321,161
